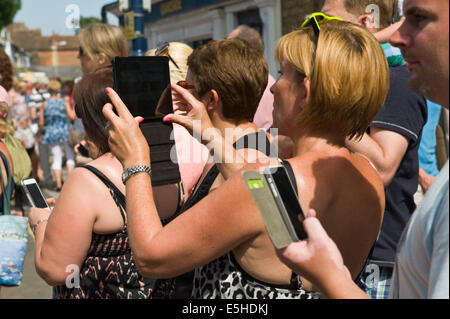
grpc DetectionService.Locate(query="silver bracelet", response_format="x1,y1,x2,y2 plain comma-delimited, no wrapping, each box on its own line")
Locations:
31,219,48,235
122,165,152,184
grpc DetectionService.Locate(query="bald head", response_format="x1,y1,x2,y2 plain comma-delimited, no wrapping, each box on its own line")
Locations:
227,25,264,54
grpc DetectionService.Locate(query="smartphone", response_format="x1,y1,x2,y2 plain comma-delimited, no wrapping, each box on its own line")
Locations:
77,143,90,158
263,166,307,241
242,166,307,249
112,56,180,187
21,178,50,210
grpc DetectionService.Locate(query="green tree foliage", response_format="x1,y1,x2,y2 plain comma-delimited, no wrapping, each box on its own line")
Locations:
0,0,21,30
79,16,102,29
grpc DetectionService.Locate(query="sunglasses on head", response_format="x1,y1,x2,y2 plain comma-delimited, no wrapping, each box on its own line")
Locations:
301,12,343,37
155,42,180,70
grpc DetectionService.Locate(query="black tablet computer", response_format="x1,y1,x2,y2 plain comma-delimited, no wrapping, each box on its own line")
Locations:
112,56,181,187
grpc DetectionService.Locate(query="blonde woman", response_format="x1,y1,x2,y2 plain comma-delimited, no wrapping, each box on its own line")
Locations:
77,23,129,75
102,20,388,299
39,81,74,191
146,42,209,195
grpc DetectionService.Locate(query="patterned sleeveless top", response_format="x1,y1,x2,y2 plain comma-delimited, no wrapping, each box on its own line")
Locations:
192,252,320,299
55,165,154,299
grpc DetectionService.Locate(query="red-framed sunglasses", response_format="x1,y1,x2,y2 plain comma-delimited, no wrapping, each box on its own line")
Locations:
176,80,195,90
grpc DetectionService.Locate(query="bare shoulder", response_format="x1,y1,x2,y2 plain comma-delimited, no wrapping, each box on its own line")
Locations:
285,151,384,214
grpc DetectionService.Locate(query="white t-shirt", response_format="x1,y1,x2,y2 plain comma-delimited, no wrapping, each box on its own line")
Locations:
390,160,449,299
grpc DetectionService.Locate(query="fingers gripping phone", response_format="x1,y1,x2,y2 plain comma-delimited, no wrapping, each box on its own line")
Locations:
242,165,307,249
21,178,50,210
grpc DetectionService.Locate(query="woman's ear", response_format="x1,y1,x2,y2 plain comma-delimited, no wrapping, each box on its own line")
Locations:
97,53,110,67
302,77,311,107
358,14,376,29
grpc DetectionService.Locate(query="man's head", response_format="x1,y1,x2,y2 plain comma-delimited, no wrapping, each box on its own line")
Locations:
227,25,265,55
322,0,396,31
390,0,449,108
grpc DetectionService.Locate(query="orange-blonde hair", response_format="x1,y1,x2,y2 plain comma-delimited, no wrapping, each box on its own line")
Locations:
275,20,389,140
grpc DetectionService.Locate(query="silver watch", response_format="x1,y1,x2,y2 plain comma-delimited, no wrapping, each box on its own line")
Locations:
122,165,152,184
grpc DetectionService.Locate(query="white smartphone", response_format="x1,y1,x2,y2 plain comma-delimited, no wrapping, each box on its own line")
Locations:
21,178,50,210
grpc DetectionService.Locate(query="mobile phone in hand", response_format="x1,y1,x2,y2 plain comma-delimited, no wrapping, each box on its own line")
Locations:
21,178,50,210
77,143,90,158
263,166,307,241
243,165,307,249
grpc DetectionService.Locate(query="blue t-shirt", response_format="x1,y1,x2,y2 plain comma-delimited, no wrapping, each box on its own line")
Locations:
369,66,427,266
418,101,442,176
390,161,449,298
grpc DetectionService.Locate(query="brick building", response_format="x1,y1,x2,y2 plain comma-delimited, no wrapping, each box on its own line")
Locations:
7,22,81,79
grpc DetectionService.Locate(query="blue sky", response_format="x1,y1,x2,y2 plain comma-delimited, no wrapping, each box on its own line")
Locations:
14,0,119,36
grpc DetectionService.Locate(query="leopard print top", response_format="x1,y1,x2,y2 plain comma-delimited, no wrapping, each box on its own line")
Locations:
191,252,321,299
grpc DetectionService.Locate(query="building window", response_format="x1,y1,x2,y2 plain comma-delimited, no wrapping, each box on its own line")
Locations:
191,38,212,49
237,9,263,36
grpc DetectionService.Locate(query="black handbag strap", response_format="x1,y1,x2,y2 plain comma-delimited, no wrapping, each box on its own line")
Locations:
82,165,127,225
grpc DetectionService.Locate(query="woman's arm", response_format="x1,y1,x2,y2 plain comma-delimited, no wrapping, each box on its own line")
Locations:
38,101,45,131
374,17,405,43
28,168,99,285
103,88,264,278
65,96,77,121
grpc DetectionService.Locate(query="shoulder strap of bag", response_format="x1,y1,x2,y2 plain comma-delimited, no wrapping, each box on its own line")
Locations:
0,151,13,215
82,165,126,224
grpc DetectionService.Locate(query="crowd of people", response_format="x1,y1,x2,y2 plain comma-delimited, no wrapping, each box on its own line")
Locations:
0,0,448,299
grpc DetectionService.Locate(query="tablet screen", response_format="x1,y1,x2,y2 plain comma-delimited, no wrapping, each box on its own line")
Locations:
113,56,173,119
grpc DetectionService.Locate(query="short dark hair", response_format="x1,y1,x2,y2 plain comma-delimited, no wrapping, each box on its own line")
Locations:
0,48,13,91
233,25,265,54
344,0,396,29
188,38,268,122
73,68,113,155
